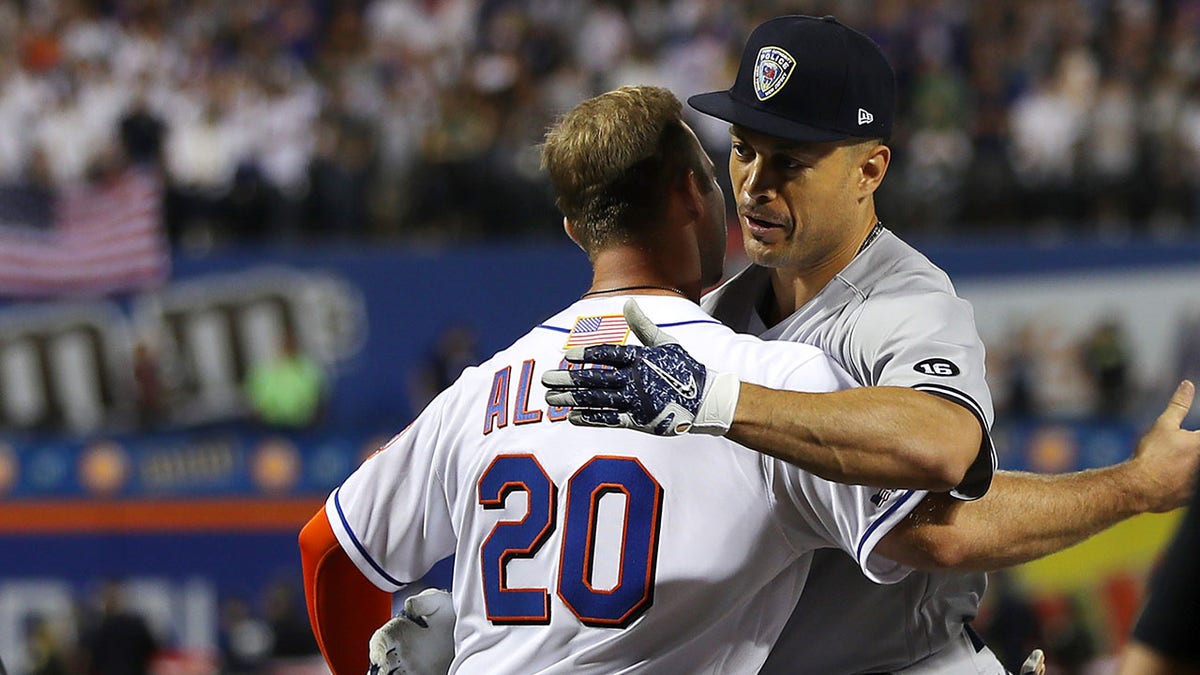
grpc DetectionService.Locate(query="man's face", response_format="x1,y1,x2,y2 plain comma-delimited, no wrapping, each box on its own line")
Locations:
727,126,868,271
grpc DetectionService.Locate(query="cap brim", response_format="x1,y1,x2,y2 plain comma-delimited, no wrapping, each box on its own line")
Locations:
688,90,848,143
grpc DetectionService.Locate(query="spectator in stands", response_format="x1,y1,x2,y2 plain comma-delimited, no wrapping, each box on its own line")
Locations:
244,331,327,429
2,1,1200,241
1082,318,1132,420
263,580,320,661
79,580,158,675
27,615,73,675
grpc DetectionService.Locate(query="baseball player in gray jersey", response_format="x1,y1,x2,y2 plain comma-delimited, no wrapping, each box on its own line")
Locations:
546,15,1200,674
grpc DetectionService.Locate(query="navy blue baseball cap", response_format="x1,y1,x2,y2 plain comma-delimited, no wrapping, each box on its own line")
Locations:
689,15,896,142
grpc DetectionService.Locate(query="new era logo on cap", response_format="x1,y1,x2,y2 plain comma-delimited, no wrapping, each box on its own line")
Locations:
753,46,795,101
687,15,896,143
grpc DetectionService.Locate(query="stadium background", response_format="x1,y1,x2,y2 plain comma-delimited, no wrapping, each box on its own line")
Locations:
1,0,1199,673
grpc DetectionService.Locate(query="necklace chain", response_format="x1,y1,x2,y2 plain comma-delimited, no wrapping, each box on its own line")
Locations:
580,284,686,299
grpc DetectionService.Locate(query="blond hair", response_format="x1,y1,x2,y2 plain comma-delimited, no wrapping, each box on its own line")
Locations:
542,86,709,255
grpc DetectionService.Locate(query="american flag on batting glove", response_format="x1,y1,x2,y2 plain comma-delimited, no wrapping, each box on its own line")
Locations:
564,315,630,348
0,167,169,297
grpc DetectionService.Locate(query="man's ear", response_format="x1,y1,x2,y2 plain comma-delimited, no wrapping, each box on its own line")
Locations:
563,216,579,244
859,143,891,195
681,169,705,220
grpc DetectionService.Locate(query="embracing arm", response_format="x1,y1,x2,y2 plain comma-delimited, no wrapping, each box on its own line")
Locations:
731,384,979,491
541,300,981,491
299,509,392,675
876,381,1200,571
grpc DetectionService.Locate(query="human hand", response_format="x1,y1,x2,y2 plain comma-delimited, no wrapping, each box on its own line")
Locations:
541,299,740,436
1126,380,1200,513
367,588,455,675
1020,648,1046,675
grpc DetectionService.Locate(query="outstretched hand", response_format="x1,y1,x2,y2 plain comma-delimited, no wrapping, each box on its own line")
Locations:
541,299,740,436
1127,380,1200,513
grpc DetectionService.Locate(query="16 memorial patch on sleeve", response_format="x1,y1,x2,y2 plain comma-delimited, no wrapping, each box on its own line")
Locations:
913,358,960,377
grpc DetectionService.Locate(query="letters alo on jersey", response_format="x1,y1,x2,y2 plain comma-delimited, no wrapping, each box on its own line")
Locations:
483,359,573,434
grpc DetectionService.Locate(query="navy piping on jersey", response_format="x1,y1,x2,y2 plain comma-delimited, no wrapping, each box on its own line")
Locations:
333,488,408,589
911,382,998,499
910,383,988,427
658,319,724,329
855,489,919,563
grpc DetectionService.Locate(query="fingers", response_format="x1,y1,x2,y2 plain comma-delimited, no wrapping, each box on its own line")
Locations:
405,588,452,618
541,366,623,390
563,343,641,366
1157,380,1196,429
623,298,678,347
547,388,628,409
567,409,623,428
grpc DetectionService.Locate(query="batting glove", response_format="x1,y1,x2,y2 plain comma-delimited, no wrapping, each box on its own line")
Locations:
541,299,740,436
367,588,455,675
1019,649,1045,675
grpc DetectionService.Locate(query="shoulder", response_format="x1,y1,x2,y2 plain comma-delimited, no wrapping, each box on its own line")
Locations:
693,330,850,392
851,236,975,330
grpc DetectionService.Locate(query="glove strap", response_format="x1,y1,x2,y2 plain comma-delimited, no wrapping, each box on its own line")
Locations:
688,371,740,436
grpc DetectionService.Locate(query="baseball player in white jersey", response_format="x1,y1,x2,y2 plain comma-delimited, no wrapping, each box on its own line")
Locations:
329,293,923,674
543,16,1200,675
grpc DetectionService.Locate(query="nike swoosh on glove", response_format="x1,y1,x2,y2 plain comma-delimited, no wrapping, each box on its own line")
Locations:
541,298,740,436
367,588,455,675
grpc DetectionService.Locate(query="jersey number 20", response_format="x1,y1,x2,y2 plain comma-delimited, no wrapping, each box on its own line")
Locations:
477,453,663,628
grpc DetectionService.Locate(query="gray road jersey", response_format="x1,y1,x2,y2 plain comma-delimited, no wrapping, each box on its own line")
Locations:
702,229,997,673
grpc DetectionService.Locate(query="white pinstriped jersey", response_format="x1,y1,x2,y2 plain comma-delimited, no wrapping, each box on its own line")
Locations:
703,228,1001,674
327,295,927,675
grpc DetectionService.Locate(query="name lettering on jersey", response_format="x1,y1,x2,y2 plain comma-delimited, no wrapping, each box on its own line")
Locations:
484,359,575,434
483,366,512,434
513,360,543,425
913,358,961,377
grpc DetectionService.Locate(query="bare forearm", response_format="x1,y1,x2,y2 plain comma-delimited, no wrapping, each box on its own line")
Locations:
884,468,1146,571
727,384,979,490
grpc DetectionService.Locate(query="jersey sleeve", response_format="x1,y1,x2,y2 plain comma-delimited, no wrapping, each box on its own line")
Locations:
325,394,458,592
755,342,919,583
770,460,926,584
852,291,996,500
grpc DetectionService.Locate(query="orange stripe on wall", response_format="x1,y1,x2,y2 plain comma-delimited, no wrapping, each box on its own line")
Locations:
0,498,325,534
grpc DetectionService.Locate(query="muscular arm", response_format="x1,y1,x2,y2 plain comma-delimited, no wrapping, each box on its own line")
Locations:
876,381,1200,571
731,384,979,491
299,509,392,675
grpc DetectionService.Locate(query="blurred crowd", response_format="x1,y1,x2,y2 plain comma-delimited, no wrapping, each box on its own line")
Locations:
3,0,1200,249
23,579,322,675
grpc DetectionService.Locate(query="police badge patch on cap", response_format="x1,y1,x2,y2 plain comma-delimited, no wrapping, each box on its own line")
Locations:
753,46,796,101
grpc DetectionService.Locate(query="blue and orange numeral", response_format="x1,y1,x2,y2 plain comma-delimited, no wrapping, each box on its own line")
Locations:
558,457,662,627
477,454,663,628
478,454,557,623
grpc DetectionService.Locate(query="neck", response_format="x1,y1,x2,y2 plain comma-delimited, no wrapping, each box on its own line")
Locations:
762,219,881,325
585,245,701,302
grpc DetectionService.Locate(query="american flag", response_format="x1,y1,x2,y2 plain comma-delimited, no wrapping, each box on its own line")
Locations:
0,168,169,297
564,315,630,348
